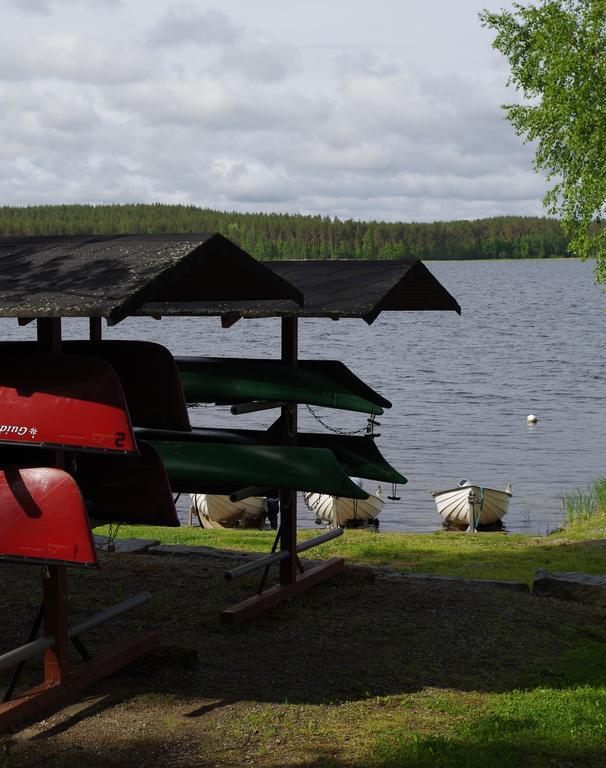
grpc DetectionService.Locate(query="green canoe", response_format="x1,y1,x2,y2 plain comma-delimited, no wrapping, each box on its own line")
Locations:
142,438,369,499
136,427,407,487
175,357,390,415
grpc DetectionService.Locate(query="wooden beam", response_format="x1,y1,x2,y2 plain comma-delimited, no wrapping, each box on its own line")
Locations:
221,558,345,625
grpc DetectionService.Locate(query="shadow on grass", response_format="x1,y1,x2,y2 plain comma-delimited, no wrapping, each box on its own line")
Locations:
1,549,606,768
1,548,603,708
3,726,606,768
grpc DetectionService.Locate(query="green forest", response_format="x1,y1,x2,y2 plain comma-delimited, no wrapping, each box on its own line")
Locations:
0,204,571,261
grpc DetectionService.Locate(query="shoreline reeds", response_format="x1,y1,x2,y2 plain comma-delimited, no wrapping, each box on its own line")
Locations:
561,477,606,527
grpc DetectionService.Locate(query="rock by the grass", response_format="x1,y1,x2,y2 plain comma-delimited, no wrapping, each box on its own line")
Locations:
93,535,160,554
146,544,259,560
146,543,316,569
533,568,606,607
372,569,529,592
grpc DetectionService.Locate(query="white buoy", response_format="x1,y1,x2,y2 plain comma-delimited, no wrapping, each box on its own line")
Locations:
527,414,538,424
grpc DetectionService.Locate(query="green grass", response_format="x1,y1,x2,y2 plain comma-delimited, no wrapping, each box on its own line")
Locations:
4,506,606,767
97,510,606,586
369,685,606,767
365,637,606,768
79,500,606,767
561,477,606,527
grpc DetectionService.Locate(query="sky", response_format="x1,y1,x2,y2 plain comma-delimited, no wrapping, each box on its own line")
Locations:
0,0,548,222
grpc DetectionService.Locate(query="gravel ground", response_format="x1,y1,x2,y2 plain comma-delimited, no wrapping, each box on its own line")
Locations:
0,550,599,767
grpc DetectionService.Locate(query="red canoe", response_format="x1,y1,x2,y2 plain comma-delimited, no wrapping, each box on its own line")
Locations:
0,341,191,432
0,355,136,454
74,440,179,527
0,466,97,567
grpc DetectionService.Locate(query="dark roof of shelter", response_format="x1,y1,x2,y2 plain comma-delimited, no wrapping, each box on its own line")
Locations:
142,259,461,324
0,234,302,324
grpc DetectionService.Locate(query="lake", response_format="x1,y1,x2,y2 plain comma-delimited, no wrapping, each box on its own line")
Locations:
1,258,604,534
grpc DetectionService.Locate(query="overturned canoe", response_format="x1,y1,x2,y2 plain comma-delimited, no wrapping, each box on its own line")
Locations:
0,355,136,454
145,436,368,499
0,466,97,567
0,441,179,527
296,433,406,486
74,440,179,527
176,357,390,415
135,426,407,487
0,340,191,431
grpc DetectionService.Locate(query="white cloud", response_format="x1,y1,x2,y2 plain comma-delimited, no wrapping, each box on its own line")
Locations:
0,0,546,221
115,78,272,130
146,5,240,47
215,35,301,82
208,158,293,203
0,34,151,84
7,0,121,14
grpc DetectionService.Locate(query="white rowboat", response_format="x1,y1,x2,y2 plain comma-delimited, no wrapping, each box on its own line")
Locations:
303,485,383,528
189,494,267,529
431,481,511,530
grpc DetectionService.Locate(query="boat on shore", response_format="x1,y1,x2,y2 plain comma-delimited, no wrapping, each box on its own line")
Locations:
189,493,268,529
304,484,384,528
431,480,512,530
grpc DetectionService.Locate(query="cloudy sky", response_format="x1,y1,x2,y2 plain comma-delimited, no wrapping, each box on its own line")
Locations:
0,0,547,222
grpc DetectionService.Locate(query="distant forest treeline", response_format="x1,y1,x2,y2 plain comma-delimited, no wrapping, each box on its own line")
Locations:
0,204,571,261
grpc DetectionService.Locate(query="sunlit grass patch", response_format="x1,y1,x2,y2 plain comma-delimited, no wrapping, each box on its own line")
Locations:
96,511,606,585
369,684,606,768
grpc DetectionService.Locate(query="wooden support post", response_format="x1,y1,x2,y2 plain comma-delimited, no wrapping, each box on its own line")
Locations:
37,319,70,684
42,566,69,685
279,317,298,586
89,317,102,341
36,318,62,355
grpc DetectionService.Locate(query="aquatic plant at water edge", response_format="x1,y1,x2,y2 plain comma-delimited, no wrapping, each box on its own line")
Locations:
561,478,606,526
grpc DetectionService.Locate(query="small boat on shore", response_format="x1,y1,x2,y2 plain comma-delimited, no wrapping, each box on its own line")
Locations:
304,484,384,528
431,480,511,530
189,493,267,529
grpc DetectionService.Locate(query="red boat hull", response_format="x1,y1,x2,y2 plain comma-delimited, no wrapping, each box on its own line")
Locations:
0,466,97,567
0,341,191,432
0,355,136,454
74,440,179,526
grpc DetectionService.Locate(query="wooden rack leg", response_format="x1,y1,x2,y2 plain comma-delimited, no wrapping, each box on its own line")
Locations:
43,565,69,685
0,569,158,733
279,489,298,586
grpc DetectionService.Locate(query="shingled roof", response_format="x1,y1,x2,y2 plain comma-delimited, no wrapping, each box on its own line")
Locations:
142,259,461,324
0,234,303,324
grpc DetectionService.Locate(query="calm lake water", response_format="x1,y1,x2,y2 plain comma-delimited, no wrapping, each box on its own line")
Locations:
2,259,604,534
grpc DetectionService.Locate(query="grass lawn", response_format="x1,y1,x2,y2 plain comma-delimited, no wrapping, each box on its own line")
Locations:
1,514,605,767
97,508,606,586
